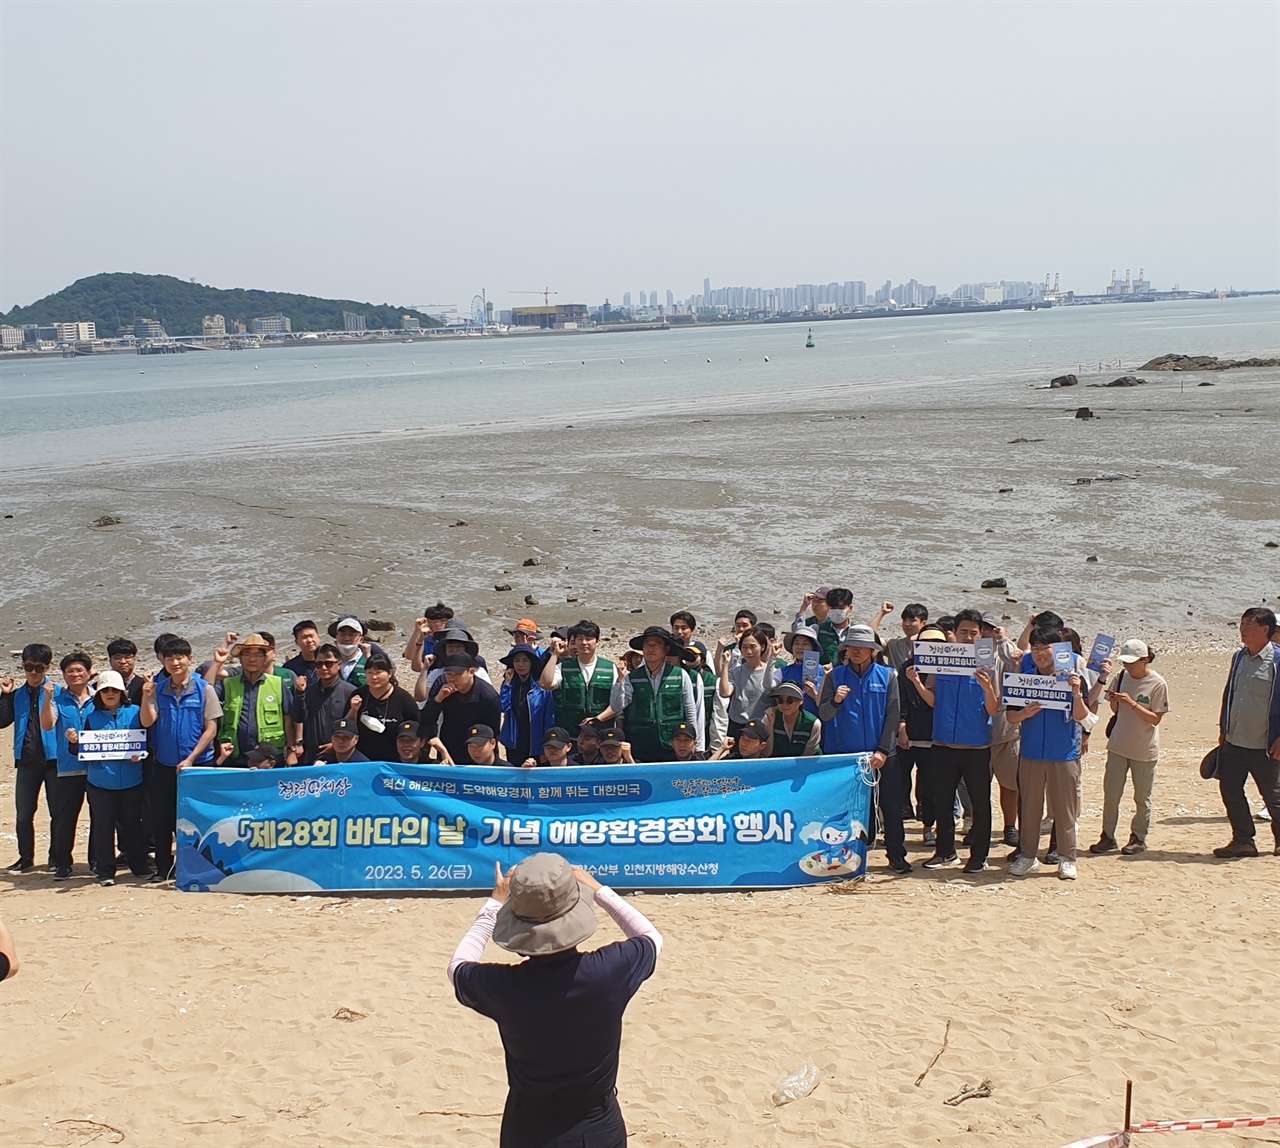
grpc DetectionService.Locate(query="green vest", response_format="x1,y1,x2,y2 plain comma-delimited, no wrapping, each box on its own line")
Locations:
556,659,615,732
624,665,685,759
220,674,288,755
815,620,841,665
770,706,818,758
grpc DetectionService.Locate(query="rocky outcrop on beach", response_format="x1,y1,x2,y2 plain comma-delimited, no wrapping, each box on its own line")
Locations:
1137,353,1280,371
1049,373,1078,388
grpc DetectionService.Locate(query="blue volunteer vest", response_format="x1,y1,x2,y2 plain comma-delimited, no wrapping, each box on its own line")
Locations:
824,662,892,754
931,672,993,748
154,676,215,767
12,681,60,763
84,704,146,789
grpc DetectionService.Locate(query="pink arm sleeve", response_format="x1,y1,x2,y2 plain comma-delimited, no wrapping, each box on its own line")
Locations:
595,886,663,957
447,898,501,985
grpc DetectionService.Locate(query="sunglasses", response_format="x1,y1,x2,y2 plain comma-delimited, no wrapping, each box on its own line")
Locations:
22,663,49,672
777,696,801,704
315,660,341,667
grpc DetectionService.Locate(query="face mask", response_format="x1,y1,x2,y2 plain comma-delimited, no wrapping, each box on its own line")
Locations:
360,714,386,734
829,609,850,625
337,643,360,659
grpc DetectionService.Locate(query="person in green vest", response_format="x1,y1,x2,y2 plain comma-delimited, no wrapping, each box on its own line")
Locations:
599,627,697,763
812,588,854,666
679,644,718,753
763,681,823,758
538,620,618,741
214,634,298,767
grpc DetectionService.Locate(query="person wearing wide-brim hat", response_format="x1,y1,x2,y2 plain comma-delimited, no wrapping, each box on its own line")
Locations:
596,628,697,763
498,645,556,767
414,627,492,703
778,625,825,718
448,853,663,1148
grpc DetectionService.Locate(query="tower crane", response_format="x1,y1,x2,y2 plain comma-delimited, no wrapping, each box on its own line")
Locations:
513,288,559,306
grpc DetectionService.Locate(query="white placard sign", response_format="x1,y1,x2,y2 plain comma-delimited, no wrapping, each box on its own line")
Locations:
1002,673,1073,711
912,641,977,676
77,729,148,760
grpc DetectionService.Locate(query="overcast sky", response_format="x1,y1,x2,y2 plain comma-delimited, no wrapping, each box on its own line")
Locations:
2,0,1277,313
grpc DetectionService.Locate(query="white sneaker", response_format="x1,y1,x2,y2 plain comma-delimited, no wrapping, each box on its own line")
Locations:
1009,854,1040,876
1058,860,1078,880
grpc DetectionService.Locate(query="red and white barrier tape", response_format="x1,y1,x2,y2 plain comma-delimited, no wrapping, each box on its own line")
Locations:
1058,1133,1130,1148
1133,1114,1280,1133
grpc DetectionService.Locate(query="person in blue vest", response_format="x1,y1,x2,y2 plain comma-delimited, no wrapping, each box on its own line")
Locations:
140,637,223,882
72,670,151,886
906,608,1002,873
818,626,908,873
0,643,62,874
500,644,556,767
779,626,825,718
40,652,98,880
1005,625,1090,880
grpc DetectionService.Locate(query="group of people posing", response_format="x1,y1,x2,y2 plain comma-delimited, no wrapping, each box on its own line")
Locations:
2,593,1278,886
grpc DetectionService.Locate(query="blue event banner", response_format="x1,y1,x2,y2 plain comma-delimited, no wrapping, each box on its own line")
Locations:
176,755,875,894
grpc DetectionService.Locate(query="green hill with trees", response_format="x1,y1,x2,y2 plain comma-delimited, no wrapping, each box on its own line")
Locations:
1,273,441,336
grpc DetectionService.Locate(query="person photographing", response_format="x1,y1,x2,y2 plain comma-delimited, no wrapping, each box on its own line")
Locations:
448,853,662,1148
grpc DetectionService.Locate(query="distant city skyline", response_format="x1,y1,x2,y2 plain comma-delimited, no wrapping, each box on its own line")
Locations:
1,2,1276,313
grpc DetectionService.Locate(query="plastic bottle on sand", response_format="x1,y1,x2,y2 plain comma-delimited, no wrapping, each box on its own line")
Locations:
772,1062,821,1106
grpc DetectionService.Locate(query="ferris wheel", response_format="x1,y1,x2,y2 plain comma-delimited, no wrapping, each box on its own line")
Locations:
471,295,487,328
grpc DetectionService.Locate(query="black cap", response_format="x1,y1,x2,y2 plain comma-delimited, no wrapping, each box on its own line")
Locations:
551,626,571,641
671,722,697,740
739,719,769,742
246,743,280,766
466,724,496,744
395,720,423,740
599,727,624,744
440,652,478,672
543,726,572,749
331,719,358,737
578,718,603,736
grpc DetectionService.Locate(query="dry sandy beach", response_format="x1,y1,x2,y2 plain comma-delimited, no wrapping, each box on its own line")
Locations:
2,647,1277,1148
1,315,1277,1144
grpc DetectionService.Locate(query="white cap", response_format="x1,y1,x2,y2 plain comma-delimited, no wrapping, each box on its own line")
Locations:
334,616,365,635
1116,639,1149,664
95,669,128,692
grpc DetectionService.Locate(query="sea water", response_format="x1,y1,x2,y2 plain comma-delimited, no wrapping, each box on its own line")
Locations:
1,296,1276,473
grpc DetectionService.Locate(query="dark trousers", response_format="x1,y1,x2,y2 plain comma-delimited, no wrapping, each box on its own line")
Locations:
148,762,179,878
87,783,149,879
14,760,58,866
877,753,908,864
932,745,992,863
901,745,937,828
1218,742,1280,845
500,1092,625,1148
51,774,90,870
117,759,155,854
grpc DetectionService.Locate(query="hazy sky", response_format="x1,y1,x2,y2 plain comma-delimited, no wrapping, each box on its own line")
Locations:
2,0,1277,313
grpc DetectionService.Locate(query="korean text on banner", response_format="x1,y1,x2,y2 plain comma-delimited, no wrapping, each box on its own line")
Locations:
912,642,976,676
1002,673,1073,711
175,755,875,894
77,729,148,760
